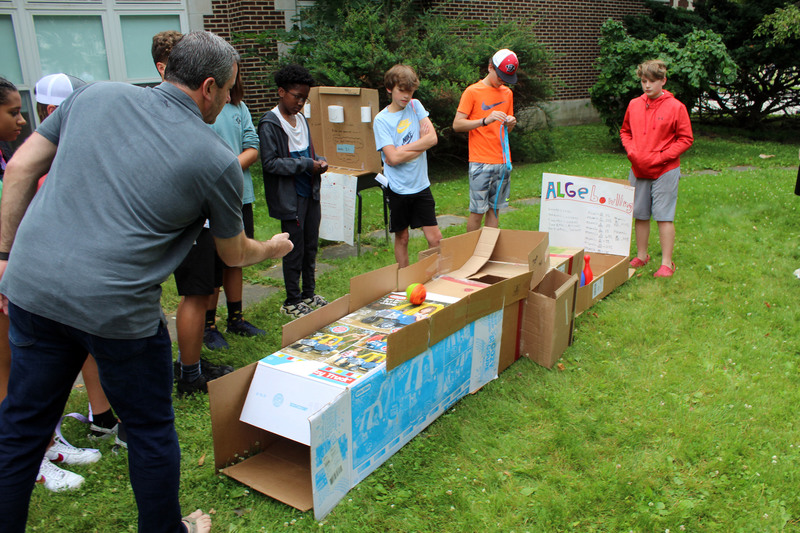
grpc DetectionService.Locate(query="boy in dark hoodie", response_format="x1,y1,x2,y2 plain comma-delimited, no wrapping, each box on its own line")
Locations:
620,59,693,278
258,64,328,318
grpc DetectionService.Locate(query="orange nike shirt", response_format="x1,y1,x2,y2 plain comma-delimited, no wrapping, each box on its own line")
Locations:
456,81,514,164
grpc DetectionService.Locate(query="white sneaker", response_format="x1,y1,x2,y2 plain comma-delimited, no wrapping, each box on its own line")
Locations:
37,457,84,492
45,436,101,465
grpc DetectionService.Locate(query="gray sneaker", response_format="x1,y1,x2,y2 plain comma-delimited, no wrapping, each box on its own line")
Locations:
280,301,313,319
302,294,329,310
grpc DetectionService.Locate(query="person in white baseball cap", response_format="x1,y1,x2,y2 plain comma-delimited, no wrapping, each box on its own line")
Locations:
29,70,119,494
34,73,86,123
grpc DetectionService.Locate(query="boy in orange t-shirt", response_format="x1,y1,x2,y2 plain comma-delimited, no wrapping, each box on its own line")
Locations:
453,49,518,232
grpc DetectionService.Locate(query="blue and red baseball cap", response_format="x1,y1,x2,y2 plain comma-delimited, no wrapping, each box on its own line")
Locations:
492,49,519,84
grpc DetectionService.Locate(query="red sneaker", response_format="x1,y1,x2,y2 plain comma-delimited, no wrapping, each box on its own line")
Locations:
653,262,676,278
630,255,650,268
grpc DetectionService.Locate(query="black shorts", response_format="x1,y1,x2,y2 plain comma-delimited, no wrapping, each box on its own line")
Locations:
242,202,254,239
387,186,438,233
173,228,224,296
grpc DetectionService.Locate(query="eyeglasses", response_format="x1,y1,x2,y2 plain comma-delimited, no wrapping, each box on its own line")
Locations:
286,90,307,103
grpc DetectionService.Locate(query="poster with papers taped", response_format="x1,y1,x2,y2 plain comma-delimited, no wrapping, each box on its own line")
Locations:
538,173,634,256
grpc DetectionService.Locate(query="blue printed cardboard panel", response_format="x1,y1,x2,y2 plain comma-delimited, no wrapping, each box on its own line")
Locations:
308,309,503,520
310,386,353,519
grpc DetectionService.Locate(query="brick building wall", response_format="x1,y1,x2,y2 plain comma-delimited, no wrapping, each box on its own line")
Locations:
203,0,286,117
205,0,651,118
428,0,650,101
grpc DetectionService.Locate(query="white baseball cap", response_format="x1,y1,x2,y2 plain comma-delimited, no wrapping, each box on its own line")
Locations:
35,73,86,106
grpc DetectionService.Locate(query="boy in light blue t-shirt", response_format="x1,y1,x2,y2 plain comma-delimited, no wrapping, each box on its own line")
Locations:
373,64,441,268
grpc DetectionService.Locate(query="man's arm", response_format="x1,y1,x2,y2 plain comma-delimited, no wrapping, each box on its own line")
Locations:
0,133,57,313
0,133,57,253
213,231,293,268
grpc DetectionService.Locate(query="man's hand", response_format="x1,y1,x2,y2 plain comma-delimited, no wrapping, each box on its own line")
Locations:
266,232,293,259
215,230,293,267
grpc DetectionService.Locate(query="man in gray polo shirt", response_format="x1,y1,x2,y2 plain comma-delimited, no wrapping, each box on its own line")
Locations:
0,31,292,533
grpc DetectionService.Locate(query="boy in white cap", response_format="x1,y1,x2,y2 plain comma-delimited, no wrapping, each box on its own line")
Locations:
35,74,86,121
34,74,87,190
452,49,518,232
30,72,118,492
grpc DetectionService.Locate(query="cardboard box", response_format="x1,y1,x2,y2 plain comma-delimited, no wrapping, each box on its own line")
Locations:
519,269,578,368
539,174,634,313
549,246,584,276
574,253,632,315
499,299,525,373
210,228,549,519
306,87,382,176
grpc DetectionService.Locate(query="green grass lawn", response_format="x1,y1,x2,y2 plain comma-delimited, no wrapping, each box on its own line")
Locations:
31,124,800,532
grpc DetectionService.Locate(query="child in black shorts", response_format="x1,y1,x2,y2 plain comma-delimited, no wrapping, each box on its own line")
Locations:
372,65,442,267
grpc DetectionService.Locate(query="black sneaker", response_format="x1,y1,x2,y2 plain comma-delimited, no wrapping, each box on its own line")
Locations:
203,326,229,350
177,374,208,397
226,318,266,337
174,358,233,381
280,301,313,319
302,294,329,310
200,358,234,380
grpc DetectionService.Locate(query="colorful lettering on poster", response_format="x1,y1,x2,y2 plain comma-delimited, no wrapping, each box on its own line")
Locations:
545,180,633,214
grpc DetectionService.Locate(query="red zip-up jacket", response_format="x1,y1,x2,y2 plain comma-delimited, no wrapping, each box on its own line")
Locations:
620,90,693,180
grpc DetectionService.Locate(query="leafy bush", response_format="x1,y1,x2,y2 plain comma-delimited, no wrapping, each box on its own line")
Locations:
623,0,800,127
237,0,554,162
589,19,736,137
510,127,555,164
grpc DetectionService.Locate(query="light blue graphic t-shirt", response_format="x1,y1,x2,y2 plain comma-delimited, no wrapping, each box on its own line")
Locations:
373,99,430,195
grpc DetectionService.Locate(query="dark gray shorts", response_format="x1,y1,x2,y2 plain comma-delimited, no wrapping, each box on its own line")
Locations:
629,167,680,221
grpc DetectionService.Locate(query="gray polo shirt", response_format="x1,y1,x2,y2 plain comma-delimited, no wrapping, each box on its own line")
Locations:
0,81,244,339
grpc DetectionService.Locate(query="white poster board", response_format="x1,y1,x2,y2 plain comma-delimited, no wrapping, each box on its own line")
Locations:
319,172,357,246
538,173,635,256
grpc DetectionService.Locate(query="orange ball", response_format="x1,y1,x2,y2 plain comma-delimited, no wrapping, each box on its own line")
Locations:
406,283,426,305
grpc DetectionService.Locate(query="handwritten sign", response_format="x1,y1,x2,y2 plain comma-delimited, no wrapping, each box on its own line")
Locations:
320,172,357,246
538,173,634,256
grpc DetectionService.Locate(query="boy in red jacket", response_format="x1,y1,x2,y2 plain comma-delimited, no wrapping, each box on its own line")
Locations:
620,59,693,278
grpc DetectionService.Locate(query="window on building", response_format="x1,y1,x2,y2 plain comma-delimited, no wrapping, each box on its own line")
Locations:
120,14,181,80
33,15,109,81
0,15,23,85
